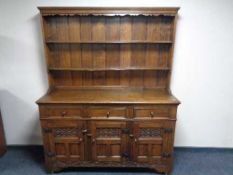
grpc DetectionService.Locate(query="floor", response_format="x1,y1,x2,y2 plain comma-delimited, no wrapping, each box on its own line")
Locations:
0,147,232,175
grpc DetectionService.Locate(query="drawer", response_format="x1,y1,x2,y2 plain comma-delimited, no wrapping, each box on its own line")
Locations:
87,106,127,119
134,105,171,119
39,105,82,118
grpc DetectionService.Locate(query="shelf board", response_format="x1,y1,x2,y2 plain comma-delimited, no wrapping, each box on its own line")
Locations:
49,67,170,71
36,88,180,104
45,40,173,44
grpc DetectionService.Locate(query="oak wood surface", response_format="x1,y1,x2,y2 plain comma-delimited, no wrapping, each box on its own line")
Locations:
37,88,180,104
38,7,180,16
37,7,180,174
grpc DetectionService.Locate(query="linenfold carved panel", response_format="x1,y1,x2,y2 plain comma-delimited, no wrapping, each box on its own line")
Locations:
96,128,121,137
140,128,161,137
54,128,79,137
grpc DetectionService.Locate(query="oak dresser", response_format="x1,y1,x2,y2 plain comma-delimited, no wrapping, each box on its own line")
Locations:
0,110,6,156
36,7,180,174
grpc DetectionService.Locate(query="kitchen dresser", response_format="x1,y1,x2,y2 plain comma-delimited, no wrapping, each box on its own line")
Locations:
0,110,6,156
36,7,180,174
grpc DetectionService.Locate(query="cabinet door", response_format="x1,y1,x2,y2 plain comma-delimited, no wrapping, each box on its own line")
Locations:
131,121,174,164
90,121,128,162
43,120,85,164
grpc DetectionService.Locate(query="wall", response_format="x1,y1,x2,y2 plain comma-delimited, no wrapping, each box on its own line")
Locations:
0,0,233,147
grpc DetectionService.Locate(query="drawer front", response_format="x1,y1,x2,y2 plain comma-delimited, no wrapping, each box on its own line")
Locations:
40,105,82,118
134,105,172,119
87,106,127,119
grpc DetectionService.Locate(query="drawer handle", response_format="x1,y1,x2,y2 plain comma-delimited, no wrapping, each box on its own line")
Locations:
122,152,129,158
61,111,67,116
87,133,92,137
82,129,88,134
129,134,134,138
106,112,110,118
150,111,154,117
162,153,171,158
79,138,83,142
46,151,55,157
43,128,52,133
92,138,96,143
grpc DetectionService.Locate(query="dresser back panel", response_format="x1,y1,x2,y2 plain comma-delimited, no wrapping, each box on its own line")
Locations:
42,15,175,88
51,71,168,88
44,16,174,42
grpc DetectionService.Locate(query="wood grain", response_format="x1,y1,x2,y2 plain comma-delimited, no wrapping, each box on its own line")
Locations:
37,7,180,174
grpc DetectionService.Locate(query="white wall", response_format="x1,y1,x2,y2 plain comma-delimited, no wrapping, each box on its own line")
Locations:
0,0,233,147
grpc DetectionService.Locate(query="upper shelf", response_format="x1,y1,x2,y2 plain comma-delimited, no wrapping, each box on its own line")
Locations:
45,40,173,44
38,7,180,17
49,67,171,71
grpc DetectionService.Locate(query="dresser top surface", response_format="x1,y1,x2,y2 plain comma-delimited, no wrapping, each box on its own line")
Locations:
36,88,180,105
38,7,179,16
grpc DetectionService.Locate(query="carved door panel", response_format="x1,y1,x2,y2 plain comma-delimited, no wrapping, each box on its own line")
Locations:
90,121,128,162
44,119,85,165
131,121,173,164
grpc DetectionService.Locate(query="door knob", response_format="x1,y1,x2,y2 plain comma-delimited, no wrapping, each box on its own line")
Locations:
129,134,134,138
122,152,129,158
82,129,88,133
61,111,67,116
150,111,154,118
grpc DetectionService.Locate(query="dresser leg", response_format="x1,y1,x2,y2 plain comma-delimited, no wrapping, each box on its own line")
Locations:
47,170,54,174
45,166,54,174
46,166,63,174
164,168,172,175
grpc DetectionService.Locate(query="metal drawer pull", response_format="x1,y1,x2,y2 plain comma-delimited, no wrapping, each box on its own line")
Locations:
61,111,67,116
150,111,154,117
79,138,83,142
92,138,96,143
134,138,137,143
82,129,88,133
106,112,110,118
164,128,173,133
46,151,55,157
129,134,134,138
162,153,171,158
43,128,52,133
122,152,129,158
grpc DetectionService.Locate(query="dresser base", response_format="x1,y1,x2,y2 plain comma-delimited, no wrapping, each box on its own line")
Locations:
45,160,172,174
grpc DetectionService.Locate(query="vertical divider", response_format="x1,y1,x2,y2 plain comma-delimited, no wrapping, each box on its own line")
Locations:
40,16,55,88
80,16,93,86
167,16,177,90
120,16,132,87
92,16,106,86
